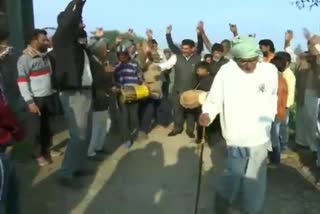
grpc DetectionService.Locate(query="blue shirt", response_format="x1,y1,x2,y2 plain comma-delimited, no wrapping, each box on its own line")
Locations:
114,62,142,86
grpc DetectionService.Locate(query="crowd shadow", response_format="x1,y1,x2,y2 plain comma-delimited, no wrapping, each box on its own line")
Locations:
16,113,127,214
11,115,320,214
84,141,200,214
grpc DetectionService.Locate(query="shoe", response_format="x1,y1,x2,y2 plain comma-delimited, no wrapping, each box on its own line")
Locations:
37,156,49,167
186,131,195,139
74,169,96,178
57,177,84,189
50,150,62,158
168,129,183,137
136,131,148,142
87,155,105,162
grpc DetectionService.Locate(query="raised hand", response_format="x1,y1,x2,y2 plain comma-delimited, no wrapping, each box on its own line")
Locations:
115,35,122,45
166,25,172,34
197,21,204,33
128,28,134,39
146,29,153,39
95,28,104,38
229,23,238,34
285,30,293,41
303,28,311,40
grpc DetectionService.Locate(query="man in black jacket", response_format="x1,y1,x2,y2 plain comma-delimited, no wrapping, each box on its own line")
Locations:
159,24,203,138
52,0,94,188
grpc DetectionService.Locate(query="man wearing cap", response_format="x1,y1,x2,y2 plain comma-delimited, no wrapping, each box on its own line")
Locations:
113,44,143,147
52,0,95,188
200,36,278,213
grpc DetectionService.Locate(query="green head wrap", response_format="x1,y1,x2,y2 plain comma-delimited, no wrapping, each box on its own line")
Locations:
230,36,260,59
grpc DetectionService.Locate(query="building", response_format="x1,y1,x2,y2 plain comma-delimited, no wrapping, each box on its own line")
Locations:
0,0,34,52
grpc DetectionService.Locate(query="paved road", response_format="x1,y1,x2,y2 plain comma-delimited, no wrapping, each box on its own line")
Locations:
17,127,320,214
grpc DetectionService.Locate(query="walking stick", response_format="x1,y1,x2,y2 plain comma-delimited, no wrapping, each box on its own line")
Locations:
194,127,206,214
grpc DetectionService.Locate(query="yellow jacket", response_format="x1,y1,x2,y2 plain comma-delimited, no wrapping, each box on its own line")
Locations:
283,67,296,108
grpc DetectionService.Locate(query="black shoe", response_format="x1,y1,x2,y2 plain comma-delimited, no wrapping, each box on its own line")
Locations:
168,129,183,137
74,169,96,178
57,177,84,189
186,131,195,139
87,155,105,162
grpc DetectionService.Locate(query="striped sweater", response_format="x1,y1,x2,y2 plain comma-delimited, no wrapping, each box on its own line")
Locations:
17,47,53,104
114,62,143,87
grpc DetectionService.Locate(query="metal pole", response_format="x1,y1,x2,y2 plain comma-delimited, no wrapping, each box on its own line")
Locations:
194,127,206,214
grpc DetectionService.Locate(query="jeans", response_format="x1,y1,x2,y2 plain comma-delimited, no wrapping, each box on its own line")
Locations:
216,144,268,214
58,90,92,178
279,109,290,150
269,120,281,164
156,97,173,127
0,153,20,214
87,110,111,157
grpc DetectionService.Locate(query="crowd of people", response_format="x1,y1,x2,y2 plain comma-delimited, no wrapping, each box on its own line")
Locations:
1,0,320,213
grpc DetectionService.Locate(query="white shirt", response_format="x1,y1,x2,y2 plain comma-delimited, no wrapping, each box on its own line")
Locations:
82,50,93,87
285,46,297,63
202,61,278,147
158,54,194,71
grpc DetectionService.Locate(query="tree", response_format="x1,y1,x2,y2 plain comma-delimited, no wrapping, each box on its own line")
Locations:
294,0,319,9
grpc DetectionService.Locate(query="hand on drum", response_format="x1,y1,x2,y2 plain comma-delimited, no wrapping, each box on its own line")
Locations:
199,113,211,127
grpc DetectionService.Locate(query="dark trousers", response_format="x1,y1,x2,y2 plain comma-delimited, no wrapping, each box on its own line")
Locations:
0,153,20,214
27,96,53,158
139,99,160,133
119,101,139,142
170,92,196,132
156,96,173,127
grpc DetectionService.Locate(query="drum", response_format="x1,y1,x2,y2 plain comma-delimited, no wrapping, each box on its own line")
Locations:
120,84,150,103
180,90,208,109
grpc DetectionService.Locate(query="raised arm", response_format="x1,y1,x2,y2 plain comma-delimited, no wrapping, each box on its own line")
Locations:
196,21,204,55
201,28,213,53
146,29,153,42
57,0,86,31
166,25,181,55
284,30,297,63
229,24,239,38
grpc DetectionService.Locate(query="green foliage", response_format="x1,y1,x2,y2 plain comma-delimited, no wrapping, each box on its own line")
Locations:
294,0,319,9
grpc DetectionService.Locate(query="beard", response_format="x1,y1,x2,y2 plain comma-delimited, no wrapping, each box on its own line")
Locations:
262,51,269,57
39,46,48,53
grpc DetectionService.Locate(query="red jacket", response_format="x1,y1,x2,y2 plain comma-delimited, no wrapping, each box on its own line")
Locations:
0,94,24,145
